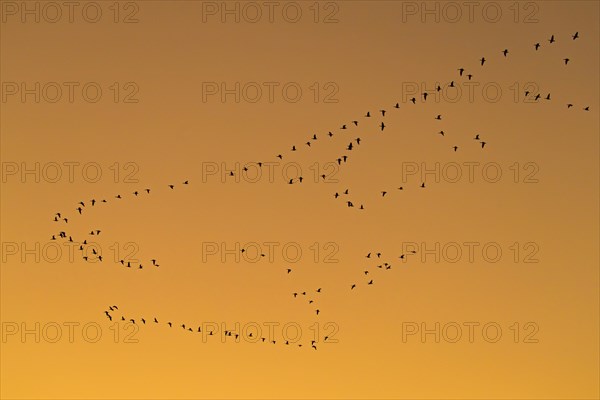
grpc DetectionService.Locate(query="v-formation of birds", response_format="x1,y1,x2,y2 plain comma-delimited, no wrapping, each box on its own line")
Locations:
46,32,590,349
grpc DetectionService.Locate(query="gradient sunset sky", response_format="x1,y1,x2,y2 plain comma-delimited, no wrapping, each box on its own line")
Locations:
1,1,599,399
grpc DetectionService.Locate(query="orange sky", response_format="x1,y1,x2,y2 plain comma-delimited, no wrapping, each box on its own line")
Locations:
1,1,599,399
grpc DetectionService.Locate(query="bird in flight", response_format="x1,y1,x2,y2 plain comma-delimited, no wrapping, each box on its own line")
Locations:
480,57,486,66
502,49,509,57
572,32,579,40
534,43,541,50
549,34,555,44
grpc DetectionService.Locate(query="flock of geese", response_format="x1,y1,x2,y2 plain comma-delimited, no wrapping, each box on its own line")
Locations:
44,32,591,350
102,305,330,349
267,32,590,210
